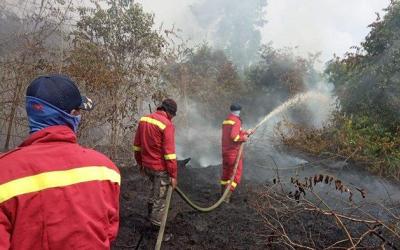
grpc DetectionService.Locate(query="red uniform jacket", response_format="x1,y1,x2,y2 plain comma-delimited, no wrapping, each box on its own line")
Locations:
133,110,177,178
222,113,247,157
0,126,120,250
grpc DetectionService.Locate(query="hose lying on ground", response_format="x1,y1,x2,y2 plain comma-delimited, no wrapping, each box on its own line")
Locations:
174,143,244,212
154,144,244,249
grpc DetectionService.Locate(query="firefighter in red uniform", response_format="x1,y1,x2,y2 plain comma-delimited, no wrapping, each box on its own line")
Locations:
0,75,120,249
133,99,178,228
221,103,253,203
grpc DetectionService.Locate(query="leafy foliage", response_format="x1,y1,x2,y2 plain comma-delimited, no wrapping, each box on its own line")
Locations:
243,45,321,124
66,0,166,155
281,1,400,179
0,0,74,150
278,113,400,180
163,44,244,121
326,1,400,130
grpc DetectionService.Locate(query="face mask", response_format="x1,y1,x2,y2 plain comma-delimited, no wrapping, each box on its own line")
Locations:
71,114,82,133
26,96,82,134
232,110,241,116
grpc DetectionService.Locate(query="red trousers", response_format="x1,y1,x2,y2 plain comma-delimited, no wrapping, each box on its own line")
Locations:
221,154,243,191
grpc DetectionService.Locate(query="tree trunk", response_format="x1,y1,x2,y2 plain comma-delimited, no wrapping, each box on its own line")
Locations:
110,87,119,160
4,70,24,151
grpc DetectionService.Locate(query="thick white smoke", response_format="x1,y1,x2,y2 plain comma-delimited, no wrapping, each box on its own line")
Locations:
262,0,389,68
175,102,222,167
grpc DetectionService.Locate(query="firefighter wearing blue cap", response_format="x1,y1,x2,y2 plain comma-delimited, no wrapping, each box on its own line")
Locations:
0,74,120,249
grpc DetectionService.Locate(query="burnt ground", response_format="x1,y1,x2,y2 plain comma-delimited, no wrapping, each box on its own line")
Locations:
110,152,400,250
112,161,267,250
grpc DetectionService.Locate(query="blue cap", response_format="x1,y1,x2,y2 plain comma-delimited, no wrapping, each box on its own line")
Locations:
26,74,94,113
230,103,242,111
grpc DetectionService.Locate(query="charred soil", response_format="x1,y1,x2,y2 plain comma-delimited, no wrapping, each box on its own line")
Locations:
112,162,266,250
112,157,400,249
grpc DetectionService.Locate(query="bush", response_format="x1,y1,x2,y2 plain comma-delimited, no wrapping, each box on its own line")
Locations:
277,113,400,180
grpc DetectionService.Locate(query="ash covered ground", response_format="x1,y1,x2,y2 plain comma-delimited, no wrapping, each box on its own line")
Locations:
111,150,400,250
112,160,267,250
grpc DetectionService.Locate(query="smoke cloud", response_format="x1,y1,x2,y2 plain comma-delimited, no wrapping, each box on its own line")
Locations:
261,0,390,66
139,0,389,67
175,101,222,167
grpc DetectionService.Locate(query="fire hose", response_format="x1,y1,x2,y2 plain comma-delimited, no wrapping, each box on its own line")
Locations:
154,93,328,248
155,143,244,250
174,143,244,211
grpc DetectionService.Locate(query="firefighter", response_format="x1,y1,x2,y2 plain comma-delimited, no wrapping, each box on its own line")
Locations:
133,99,178,229
0,75,120,249
221,103,253,203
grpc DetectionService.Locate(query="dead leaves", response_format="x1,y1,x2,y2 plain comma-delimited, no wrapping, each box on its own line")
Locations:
284,173,366,202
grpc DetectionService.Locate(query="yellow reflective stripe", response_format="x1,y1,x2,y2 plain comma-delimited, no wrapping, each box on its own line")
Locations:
133,145,141,152
0,166,120,204
140,117,166,130
220,180,237,188
164,154,177,160
233,135,240,142
223,120,235,125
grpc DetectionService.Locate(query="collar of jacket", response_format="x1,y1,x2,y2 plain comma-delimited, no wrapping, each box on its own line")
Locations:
155,110,171,121
228,113,242,122
19,125,77,147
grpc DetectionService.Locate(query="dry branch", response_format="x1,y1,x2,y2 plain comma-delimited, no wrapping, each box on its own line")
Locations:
251,180,400,249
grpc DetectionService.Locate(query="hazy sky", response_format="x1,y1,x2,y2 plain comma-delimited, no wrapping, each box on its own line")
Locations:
138,0,390,66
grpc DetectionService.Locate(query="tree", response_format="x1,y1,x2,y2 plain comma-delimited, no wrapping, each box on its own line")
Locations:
163,44,244,122
67,0,166,157
190,0,267,69
244,45,320,125
325,1,400,131
0,0,74,150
